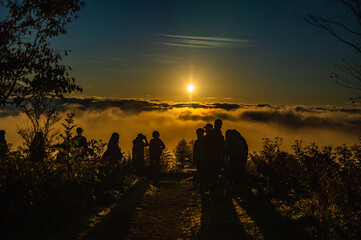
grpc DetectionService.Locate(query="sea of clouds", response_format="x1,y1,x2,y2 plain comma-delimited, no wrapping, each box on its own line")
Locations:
2,97,361,154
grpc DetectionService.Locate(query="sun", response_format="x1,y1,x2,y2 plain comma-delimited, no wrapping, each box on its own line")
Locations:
187,84,194,93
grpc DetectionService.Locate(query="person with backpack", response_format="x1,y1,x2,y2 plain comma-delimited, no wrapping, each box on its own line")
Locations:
225,129,248,192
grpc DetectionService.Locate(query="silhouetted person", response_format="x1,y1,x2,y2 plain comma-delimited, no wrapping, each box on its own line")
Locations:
0,130,8,158
29,132,45,162
213,119,226,164
102,132,123,170
149,131,165,179
204,123,213,133
73,127,88,157
206,119,226,197
132,133,149,176
203,123,213,191
193,128,207,193
225,129,248,191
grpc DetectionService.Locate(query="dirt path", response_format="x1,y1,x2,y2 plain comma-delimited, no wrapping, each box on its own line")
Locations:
123,176,256,240
80,175,308,240
124,177,201,240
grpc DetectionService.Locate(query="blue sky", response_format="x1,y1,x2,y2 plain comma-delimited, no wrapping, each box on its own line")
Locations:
2,0,360,105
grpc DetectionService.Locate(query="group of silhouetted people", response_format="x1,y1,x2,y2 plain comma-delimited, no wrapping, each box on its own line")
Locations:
193,119,248,195
1,118,248,190
131,131,165,179
0,127,166,181
1,130,46,162
1,130,45,162
99,130,165,180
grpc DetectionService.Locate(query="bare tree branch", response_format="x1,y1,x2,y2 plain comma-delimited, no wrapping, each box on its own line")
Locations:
299,0,361,101
300,13,361,53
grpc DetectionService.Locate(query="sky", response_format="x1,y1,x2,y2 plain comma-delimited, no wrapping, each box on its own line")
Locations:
1,0,361,152
42,0,360,105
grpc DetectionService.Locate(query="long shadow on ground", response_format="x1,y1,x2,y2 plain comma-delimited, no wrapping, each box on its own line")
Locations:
233,185,309,240
79,178,149,240
199,193,251,240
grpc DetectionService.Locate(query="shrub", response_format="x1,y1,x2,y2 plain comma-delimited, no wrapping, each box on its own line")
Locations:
248,138,361,239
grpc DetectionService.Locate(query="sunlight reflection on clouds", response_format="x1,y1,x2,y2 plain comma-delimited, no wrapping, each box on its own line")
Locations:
2,100,360,154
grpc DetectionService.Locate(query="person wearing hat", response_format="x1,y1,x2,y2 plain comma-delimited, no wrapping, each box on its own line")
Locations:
132,133,149,176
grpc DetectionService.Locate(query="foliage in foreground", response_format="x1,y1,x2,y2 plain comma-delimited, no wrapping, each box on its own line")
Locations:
0,114,134,238
2,114,361,240
0,0,84,107
0,113,190,238
248,137,361,240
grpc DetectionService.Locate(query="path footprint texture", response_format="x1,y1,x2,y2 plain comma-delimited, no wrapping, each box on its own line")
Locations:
81,174,308,240
125,178,201,240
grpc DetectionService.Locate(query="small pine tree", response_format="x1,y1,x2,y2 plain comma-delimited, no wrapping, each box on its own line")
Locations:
173,138,193,168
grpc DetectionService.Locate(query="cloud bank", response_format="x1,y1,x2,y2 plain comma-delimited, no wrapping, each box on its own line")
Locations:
2,97,360,153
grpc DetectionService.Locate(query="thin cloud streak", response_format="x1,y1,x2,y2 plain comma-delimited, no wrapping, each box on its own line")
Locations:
84,58,133,63
158,42,213,49
132,53,184,64
158,34,250,43
103,68,147,73
135,54,184,63
157,34,253,49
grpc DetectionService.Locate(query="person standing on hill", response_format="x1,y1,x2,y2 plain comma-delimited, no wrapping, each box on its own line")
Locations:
132,133,149,176
207,119,226,196
101,132,123,170
149,131,165,180
203,123,213,190
225,129,248,192
73,127,88,158
212,119,226,166
0,130,8,158
193,128,207,193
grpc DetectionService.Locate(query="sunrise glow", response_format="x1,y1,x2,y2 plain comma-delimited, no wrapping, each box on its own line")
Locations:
1,1,359,238
187,84,194,93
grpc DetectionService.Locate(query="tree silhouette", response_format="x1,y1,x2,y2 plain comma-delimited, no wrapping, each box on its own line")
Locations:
299,0,361,101
0,0,84,108
173,138,193,168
